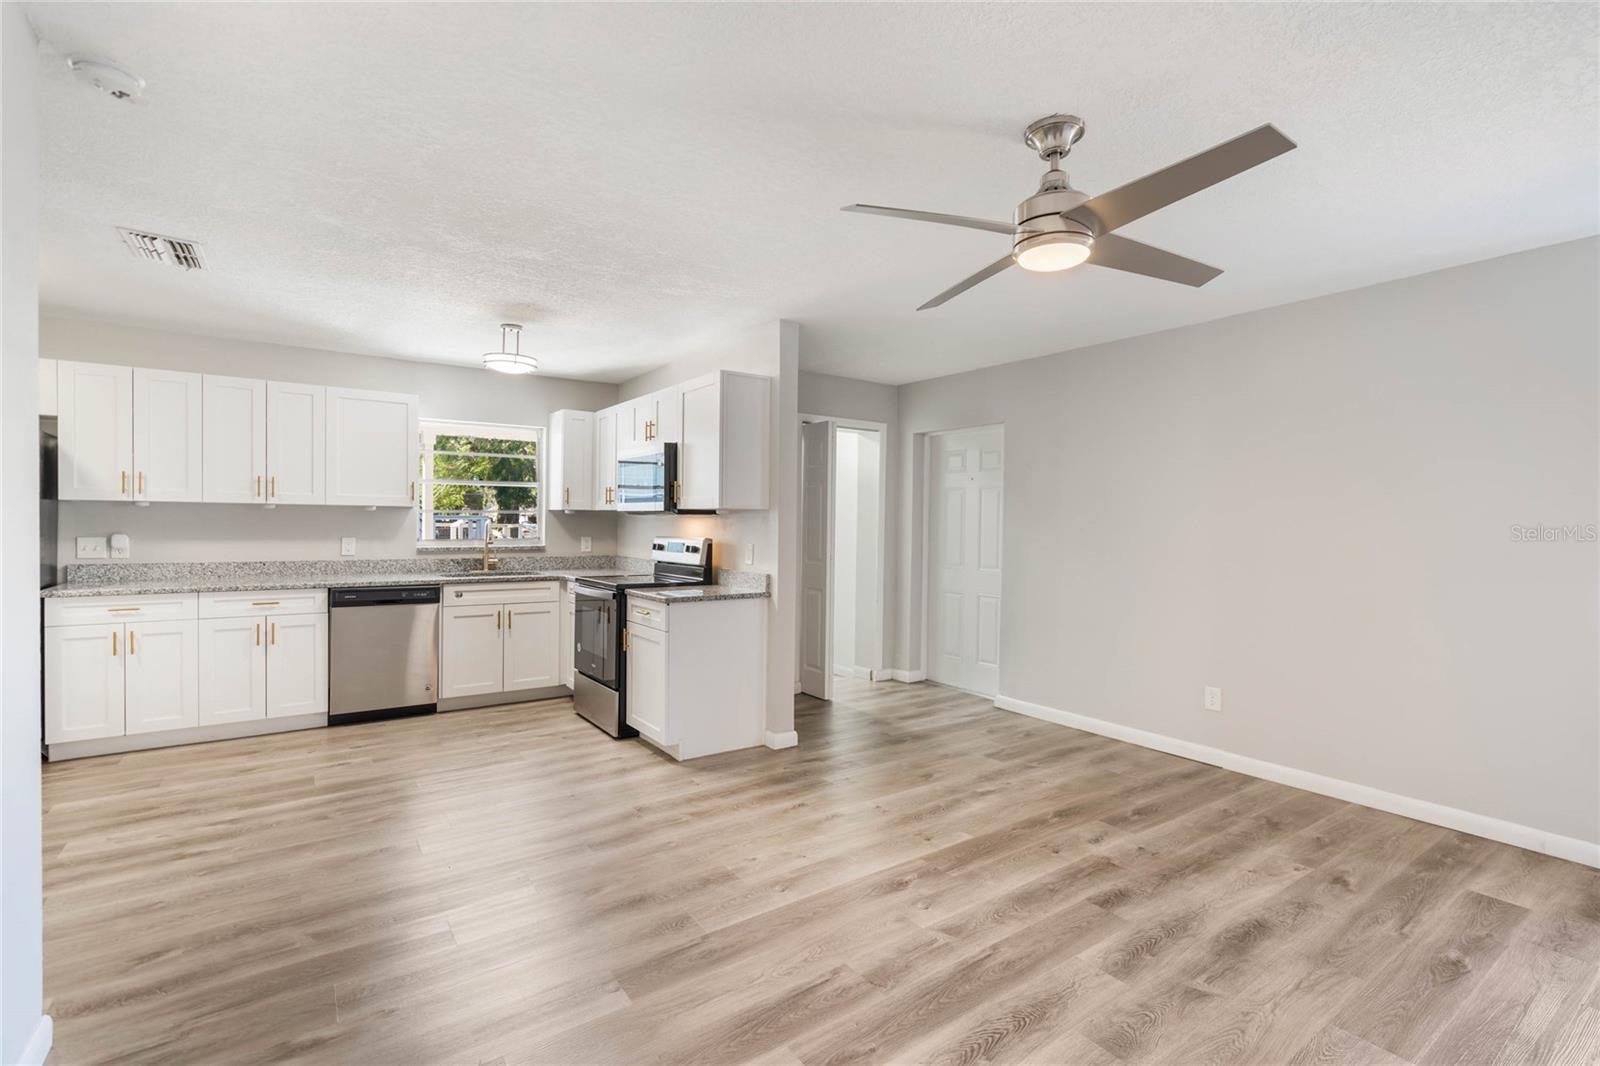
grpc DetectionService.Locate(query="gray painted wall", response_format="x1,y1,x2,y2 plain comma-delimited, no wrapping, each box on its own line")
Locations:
41,318,621,562
891,237,1599,845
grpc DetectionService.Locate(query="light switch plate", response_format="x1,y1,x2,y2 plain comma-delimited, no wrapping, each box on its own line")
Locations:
76,536,108,560
744,543,755,565
1203,686,1223,712
580,536,592,553
340,537,357,557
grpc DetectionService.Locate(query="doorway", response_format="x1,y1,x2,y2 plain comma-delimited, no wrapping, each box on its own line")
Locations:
797,416,888,700
924,425,1004,696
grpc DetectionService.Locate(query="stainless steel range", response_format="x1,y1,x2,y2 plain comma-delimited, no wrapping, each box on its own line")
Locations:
573,537,712,737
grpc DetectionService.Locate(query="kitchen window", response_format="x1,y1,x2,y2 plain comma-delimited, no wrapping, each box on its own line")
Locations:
417,420,544,547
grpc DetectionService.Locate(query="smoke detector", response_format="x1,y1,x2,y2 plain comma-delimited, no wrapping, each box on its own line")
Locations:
117,228,206,271
67,56,145,101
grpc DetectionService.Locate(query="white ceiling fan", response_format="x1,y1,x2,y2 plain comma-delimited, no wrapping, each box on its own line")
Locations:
843,115,1296,309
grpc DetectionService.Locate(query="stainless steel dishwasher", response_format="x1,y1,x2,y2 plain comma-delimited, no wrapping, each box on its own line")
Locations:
328,585,440,725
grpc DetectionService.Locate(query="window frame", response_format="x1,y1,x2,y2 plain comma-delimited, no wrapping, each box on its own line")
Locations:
417,418,546,550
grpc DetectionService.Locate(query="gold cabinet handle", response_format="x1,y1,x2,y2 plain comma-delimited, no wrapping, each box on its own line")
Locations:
410,481,416,502
128,629,136,655
507,609,513,630
672,479,681,505
110,631,117,656
270,475,277,498
270,622,276,645
107,607,141,613
255,474,262,498
564,486,570,506
495,609,501,630
120,470,128,496
255,622,261,647
251,601,280,607
137,471,145,496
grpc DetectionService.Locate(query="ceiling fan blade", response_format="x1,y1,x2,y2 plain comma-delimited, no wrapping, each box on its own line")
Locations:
1068,124,1296,234
917,253,1015,310
843,203,1015,235
1089,233,1222,287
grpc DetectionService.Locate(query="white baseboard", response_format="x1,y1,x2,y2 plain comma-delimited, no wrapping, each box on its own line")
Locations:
886,669,926,683
994,693,1600,869
764,730,798,750
18,1015,52,1066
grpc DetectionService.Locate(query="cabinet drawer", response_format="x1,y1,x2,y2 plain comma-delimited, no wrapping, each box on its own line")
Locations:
443,582,557,606
627,598,667,632
199,589,327,619
45,593,197,627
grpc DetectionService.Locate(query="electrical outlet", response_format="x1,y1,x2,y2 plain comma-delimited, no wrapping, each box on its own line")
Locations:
580,536,592,553
744,543,755,565
109,533,131,559
1204,686,1223,712
340,537,357,557
76,536,108,560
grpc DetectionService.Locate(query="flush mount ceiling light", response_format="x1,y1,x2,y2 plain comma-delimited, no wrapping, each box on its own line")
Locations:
482,323,536,375
841,113,1297,308
66,56,145,101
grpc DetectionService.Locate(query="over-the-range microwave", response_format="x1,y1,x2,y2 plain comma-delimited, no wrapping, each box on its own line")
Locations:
615,442,712,514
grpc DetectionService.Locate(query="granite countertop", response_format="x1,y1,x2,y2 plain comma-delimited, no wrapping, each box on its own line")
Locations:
40,568,646,599
627,585,769,604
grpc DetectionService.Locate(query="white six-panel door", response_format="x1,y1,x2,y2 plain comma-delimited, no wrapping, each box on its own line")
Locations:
265,613,328,717
266,381,326,505
202,375,268,504
798,420,834,699
504,602,559,690
132,368,204,502
43,623,126,741
57,361,134,501
123,619,200,735
197,616,267,725
927,426,1004,696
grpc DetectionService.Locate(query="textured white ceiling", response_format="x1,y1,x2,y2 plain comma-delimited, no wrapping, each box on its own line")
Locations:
27,2,1599,385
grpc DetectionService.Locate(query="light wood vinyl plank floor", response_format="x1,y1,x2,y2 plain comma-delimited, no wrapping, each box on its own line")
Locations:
42,678,1600,1065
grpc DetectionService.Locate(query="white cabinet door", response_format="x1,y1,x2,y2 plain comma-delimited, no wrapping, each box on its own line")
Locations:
265,613,328,717
202,375,268,504
267,381,326,505
653,385,681,444
197,616,266,725
57,361,134,501
625,622,670,745
559,582,575,689
44,623,126,742
325,387,419,507
677,375,721,511
132,367,204,502
594,407,618,510
124,619,199,735
504,601,558,691
440,604,504,699
548,410,594,511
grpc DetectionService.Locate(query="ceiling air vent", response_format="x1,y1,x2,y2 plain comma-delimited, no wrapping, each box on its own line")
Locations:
116,228,206,271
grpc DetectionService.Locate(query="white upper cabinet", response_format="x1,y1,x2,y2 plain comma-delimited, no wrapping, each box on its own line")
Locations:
266,381,326,505
653,384,681,444
325,386,419,508
676,371,770,512
619,387,679,447
57,360,134,501
594,405,619,510
547,409,594,512
202,375,268,504
132,368,204,503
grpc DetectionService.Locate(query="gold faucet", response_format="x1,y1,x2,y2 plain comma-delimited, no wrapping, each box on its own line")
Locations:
477,525,499,573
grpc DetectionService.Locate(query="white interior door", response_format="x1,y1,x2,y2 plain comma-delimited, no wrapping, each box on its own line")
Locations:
927,426,1004,696
799,419,834,699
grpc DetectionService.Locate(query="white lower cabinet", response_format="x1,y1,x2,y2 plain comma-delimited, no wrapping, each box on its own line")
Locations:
504,602,559,690
198,617,268,725
560,581,576,689
43,623,126,743
440,604,506,699
439,583,564,703
45,592,328,756
123,619,199,735
623,596,766,760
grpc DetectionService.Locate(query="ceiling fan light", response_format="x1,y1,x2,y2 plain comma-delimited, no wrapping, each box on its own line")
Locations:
1013,231,1093,272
